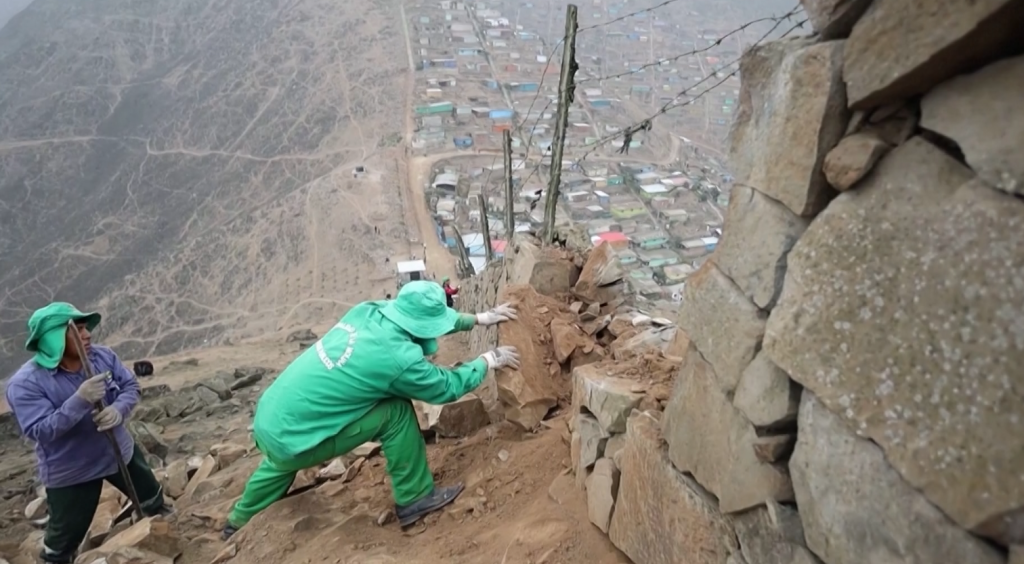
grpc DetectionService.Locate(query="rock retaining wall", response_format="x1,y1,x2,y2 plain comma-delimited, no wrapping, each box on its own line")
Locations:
563,2,1024,562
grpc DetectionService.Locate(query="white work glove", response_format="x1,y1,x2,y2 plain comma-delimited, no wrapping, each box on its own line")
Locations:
93,405,123,432
475,303,518,326
480,346,521,370
75,372,110,404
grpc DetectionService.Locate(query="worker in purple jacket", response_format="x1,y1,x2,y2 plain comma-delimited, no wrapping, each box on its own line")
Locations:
4,302,168,564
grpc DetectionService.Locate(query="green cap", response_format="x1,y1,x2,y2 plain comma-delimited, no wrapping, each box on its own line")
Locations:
380,281,461,339
25,302,101,369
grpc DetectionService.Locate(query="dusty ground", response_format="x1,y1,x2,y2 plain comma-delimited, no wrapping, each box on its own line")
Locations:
0,326,629,564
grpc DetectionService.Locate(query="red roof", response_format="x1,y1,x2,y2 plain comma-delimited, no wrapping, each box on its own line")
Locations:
491,240,508,253
597,232,628,243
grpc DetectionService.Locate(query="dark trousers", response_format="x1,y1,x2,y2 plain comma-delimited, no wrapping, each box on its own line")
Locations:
42,444,164,563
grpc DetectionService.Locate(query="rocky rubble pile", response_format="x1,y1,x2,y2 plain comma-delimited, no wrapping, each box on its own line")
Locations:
564,1,1024,563
421,239,682,435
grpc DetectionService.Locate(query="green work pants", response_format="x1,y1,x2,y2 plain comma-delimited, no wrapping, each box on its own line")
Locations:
227,398,433,528
43,444,165,563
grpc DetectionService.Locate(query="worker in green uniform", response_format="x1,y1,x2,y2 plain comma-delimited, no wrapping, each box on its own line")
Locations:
223,281,520,537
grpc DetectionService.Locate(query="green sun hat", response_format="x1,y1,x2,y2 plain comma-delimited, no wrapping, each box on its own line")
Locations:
381,281,461,339
25,302,102,369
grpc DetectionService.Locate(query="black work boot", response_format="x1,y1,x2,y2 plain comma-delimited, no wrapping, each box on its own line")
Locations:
222,523,239,540
395,484,465,527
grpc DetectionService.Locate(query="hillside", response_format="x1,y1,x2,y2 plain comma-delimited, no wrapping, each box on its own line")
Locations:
0,0,411,376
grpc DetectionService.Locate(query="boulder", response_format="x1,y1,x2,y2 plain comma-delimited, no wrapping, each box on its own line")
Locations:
351,442,381,458
799,0,872,39
77,517,183,564
85,498,121,546
585,458,620,534
495,286,560,429
210,443,247,468
412,400,441,431
434,394,490,438
791,393,1004,564
576,413,610,474
844,0,1024,108
24,497,46,520
765,137,1024,543
572,365,644,434
506,240,579,296
319,458,348,480
162,459,190,499
603,434,627,465
677,262,766,393
192,386,220,407
610,326,677,360
732,352,800,429
128,421,169,461
713,186,810,310
822,131,891,191
286,328,317,343
608,411,739,564
195,375,233,401
729,37,848,216
550,318,593,364
574,242,625,304
731,500,823,564
181,455,218,502
662,339,793,513
921,53,1024,196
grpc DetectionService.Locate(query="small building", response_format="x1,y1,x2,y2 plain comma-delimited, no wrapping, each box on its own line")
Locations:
617,248,639,265
631,230,671,250
610,203,646,220
637,248,680,268
634,171,662,184
489,108,514,120
639,184,670,199
661,263,696,284
679,236,720,257
432,172,460,191
592,231,629,250
396,260,427,288
415,102,454,115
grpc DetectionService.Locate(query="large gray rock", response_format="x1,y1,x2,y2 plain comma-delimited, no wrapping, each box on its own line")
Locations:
574,241,625,304
585,458,620,534
791,393,1005,564
677,262,767,393
844,0,1024,108
822,130,891,191
572,364,645,434
799,0,872,39
922,53,1024,196
731,500,822,564
662,339,794,513
765,136,1024,543
729,37,848,216
732,351,800,429
506,239,579,297
713,186,810,310
608,411,740,564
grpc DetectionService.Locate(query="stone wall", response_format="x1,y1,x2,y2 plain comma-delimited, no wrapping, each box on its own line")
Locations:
567,2,1024,563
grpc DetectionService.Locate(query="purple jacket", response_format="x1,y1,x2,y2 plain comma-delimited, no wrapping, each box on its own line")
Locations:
4,346,138,488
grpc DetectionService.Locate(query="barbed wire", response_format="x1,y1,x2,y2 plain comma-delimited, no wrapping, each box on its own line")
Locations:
573,12,808,171
576,7,804,85
577,0,687,33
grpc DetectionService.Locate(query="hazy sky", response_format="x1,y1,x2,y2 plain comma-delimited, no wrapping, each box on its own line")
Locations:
0,0,34,30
